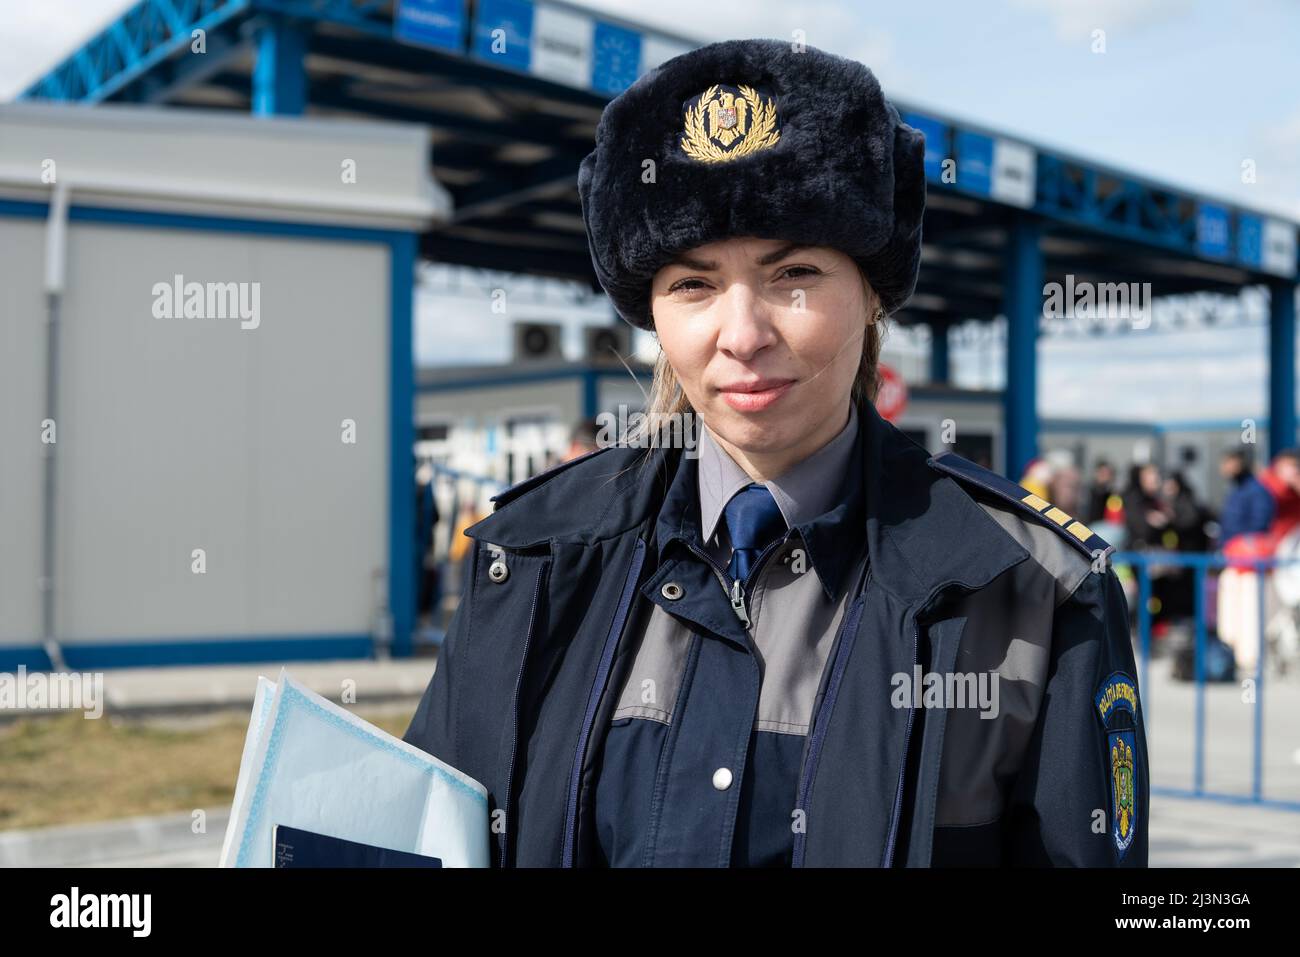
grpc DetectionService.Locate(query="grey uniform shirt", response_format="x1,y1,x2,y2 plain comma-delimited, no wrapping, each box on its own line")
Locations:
592,402,869,866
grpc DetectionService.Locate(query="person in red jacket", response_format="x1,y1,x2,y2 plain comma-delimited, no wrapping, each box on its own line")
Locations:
1220,450,1300,671
1259,449,1300,551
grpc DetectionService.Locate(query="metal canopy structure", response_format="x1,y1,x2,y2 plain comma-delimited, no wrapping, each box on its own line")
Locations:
20,0,1300,476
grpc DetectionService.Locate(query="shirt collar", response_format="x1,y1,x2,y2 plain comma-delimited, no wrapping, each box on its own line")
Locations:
656,402,865,601
698,401,860,544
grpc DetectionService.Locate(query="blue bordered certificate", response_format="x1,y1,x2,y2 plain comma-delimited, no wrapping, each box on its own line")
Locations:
219,669,489,868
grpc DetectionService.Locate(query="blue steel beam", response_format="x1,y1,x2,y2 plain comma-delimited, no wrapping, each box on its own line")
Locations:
907,105,1299,280
1003,217,1043,480
252,14,307,115
19,0,251,103
929,320,951,385
252,0,395,38
1269,280,1298,456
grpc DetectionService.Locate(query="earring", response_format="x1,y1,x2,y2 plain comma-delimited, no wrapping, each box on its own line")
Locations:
870,304,886,325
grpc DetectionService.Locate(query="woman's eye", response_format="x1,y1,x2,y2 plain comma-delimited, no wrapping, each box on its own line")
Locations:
779,265,820,280
669,278,708,293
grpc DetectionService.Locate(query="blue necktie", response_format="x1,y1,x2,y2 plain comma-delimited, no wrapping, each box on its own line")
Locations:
722,483,787,583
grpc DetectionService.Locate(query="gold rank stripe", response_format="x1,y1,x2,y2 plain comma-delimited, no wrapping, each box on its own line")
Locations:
1066,520,1096,543
1044,506,1071,525
1021,492,1050,512
1021,491,1096,544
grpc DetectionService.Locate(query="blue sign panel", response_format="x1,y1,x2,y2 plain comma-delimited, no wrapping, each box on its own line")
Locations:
473,0,534,72
592,20,641,95
954,130,994,197
1196,202,1230,259
901,112,950,181
1236,213,1263,269
395,0,465,53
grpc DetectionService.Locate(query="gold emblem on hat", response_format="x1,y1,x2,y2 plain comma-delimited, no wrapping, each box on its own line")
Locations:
680,84,780,164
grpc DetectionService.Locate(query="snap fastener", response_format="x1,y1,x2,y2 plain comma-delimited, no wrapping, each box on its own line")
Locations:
488,559,509,583
712,767,733,790
661,581,683,600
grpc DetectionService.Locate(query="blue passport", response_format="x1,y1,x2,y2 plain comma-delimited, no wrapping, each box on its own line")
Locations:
272,824,444,868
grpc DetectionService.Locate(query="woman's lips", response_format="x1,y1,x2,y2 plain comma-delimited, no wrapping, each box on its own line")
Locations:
718,379,795,412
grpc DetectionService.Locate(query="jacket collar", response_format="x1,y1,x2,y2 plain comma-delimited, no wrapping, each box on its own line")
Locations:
653,408,866,602
466,399,1029,607
853,399,1030,605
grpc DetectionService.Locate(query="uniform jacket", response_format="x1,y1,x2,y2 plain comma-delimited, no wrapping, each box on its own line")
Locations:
403,400,1150,867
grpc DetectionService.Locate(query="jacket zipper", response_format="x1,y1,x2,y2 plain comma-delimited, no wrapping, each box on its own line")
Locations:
882,583,966,866
684,536,786,628
560,538,648,867
556,533,778,865
499,558,548,868
791,585,867,867
881,613,921,867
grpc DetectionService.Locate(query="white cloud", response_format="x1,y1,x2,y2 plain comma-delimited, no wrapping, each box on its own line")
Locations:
1011,0,1195,41
0,0,134,100
569,0,904,83
1257,108,1300,220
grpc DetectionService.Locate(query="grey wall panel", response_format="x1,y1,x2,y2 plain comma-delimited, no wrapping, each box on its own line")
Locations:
0,219,48,642
1,218,390,644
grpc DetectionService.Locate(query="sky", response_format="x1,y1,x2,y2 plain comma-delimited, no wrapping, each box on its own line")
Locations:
1,0,1297,422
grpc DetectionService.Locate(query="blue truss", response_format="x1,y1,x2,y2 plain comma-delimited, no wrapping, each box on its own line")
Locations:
20,0,255,102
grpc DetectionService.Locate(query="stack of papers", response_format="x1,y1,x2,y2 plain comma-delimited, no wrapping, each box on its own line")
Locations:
219,669,489,868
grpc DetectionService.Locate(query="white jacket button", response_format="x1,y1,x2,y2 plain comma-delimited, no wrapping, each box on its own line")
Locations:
712,767,733,790
488,559,509,583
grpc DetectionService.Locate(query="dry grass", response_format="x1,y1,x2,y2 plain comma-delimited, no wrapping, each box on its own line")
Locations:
0,706,415,831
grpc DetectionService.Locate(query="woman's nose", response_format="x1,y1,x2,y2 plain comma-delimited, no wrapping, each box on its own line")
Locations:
714,284,776,359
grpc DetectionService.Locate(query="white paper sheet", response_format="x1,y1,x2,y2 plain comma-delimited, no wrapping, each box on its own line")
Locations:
219,668,489,868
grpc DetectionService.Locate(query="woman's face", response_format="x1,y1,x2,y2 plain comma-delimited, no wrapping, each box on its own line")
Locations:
650,236,871,473
1139,465,1161,494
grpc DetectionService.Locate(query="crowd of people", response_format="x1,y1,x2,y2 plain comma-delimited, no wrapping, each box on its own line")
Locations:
1019,447,1300,560
417,428,1300,670
1020,447,1300,674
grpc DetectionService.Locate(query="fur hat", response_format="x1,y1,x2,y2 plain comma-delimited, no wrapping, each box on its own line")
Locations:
577,38,926,332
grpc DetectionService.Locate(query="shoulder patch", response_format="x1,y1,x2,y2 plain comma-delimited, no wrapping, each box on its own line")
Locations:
489,445,610,510
1095,671,1140,860
1095,671,1138,727
927,451,1112,562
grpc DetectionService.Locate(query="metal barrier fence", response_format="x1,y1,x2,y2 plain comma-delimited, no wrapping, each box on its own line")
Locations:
1113,550,1300,811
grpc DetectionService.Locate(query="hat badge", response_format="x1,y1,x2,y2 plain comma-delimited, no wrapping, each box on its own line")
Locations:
680,84,781,164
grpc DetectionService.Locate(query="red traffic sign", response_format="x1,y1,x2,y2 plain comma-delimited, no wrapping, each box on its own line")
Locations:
875,363,908,421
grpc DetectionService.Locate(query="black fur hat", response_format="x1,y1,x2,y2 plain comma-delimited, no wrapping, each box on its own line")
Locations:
577,37,926,332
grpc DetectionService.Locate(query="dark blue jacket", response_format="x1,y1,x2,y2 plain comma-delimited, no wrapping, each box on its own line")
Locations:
1219,474,1275,546
403,401,1150,867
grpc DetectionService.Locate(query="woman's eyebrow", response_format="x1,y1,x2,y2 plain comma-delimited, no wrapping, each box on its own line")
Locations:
665,251,718,270
664,242,813,272
754,242,813,265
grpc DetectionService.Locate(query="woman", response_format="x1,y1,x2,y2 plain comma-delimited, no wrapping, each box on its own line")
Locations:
404,38,1148,867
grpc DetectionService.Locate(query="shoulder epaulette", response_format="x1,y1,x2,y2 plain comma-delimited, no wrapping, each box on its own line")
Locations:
928,450,1113,561
489,445,610,510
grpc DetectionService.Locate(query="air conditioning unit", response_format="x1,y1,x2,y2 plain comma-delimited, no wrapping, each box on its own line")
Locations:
512,321,564,362
584,324,632,364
